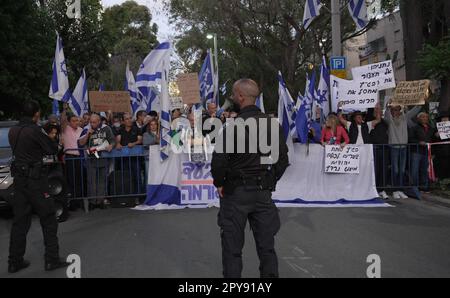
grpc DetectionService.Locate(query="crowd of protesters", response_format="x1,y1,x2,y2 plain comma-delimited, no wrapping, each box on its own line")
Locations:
303,98,450,200
38,96,450,211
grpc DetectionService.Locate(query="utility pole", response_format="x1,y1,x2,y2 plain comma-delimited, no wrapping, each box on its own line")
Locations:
331,0,342,56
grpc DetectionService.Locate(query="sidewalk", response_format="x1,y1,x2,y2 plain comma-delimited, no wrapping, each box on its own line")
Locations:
421,191,450,208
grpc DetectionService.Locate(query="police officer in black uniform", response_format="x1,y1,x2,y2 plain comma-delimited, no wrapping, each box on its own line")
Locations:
211,79,289,278
7,100,69,273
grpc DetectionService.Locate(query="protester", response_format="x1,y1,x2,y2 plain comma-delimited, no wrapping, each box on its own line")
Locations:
135,110,147,133
110,113,122,136
78,113,115,209
384,101,421,199
60,113,84,204
408,112,437,192
143,119,160,183
321,114,349,146
338,105,381,144
116,112,143,150
433,111,450,182
81,112,90,128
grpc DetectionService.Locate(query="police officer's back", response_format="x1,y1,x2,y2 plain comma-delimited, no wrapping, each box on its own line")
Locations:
211,79,289,278
7,100,69,273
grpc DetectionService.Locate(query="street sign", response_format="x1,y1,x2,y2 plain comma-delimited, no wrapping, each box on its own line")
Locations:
330,56,347,70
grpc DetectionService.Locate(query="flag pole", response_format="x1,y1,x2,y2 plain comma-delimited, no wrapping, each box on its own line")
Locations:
331,0,342,56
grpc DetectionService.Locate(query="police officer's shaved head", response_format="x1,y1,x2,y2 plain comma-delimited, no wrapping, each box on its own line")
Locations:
233,79,260,100
232,79,260,111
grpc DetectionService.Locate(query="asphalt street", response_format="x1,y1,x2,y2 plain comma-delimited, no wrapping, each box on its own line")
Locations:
1,198,450,278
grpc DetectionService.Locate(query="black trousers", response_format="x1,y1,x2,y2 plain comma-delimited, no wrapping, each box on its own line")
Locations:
65,155,85,198
9,176,59,265
218,186,281,278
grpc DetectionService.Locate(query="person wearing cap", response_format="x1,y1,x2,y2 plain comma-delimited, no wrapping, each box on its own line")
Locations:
338,104,382,145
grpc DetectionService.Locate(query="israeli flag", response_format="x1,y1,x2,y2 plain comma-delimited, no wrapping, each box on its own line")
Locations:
136,42,172,113
199,50,216,105
348,0,368,30
52,100,60,116
125,61,141,116
157,45,173,161
69,68,88,117
303,0,323,29
256,93,265,113
99,84,105,91
277,71,297,141
49,32,71,102
296,72,315,143
316,55,330,120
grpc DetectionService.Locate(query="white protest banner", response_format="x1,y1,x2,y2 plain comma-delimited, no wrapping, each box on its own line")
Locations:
437,121,450,140
324,145,360,174
351,60,396,90
336,78,378,110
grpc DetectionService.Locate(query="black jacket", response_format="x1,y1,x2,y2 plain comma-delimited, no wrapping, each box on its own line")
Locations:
211,105,289,189
348,122,370,144
8,118,58,165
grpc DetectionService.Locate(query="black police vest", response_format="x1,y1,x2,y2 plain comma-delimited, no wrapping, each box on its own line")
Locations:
348,122,370,144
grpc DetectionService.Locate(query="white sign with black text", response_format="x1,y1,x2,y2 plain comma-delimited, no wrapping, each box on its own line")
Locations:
437,121,450,140
351,60,396,90
325,145,360,174
336,78,379,110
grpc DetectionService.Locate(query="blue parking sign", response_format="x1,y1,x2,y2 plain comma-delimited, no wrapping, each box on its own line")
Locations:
330,56,346,70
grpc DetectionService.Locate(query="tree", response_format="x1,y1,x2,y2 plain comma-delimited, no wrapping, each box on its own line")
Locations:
100,0,159,90
0,0,54,118
45,0,109,86
399,0,450,112
169,0,376,112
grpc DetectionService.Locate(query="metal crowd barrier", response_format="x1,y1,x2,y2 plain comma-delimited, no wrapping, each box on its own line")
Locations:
63,146,149,212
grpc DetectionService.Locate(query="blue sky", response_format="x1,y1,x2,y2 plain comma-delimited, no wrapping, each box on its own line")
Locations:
101,0,174,40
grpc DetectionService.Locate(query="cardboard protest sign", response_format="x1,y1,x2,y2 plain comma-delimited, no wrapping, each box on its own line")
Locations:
177,73,201,105
325,145,360,174
437,121,450,140
89,91,131,113
392,80,431,106
351,60,396,90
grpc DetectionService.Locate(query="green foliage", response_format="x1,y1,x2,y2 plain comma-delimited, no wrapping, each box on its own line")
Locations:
0,0,54,118
418,37,450,80
169,0,373,112
100,0,158,90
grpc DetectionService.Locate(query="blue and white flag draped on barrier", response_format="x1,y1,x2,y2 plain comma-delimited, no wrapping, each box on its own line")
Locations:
69,69,88,117
348,0,368,30
296,72,315,143
136,42,171,113
303,0,323,29
316,56,330,120
157,44,173,161
135,145,386,210
125,61,141,116
256,93,265,113
277,71,297,142
49,32,71,102
199,50,216,105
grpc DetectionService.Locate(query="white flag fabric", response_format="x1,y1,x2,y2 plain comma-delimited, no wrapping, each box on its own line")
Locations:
125,61,141,116
256,93,265,113
69,68,88,117
317,55,330,118
49,32,71,102
136,42,172,113
348,0,368,30
303,0,323,29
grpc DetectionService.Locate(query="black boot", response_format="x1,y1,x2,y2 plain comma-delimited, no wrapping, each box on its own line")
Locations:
45,259,70,271
8,260,30,274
